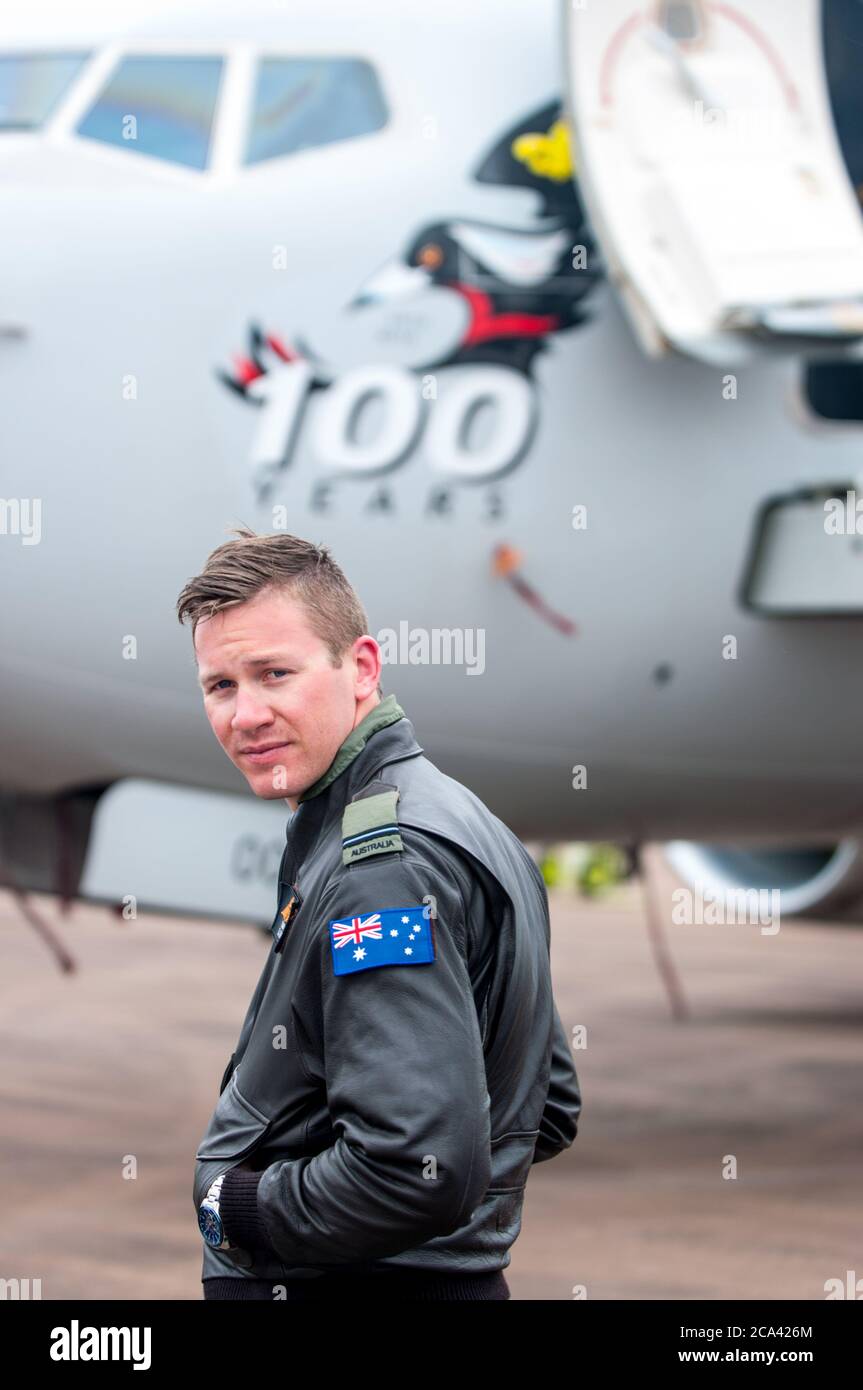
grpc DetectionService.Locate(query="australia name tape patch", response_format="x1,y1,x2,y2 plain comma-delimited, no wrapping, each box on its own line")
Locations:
342,826,403,865
341,788,404,865
329,904,435,976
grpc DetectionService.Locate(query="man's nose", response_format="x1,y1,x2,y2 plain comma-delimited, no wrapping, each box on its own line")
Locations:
231,685,275,730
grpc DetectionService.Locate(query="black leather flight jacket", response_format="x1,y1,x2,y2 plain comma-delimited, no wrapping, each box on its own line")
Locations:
193,710,582,1285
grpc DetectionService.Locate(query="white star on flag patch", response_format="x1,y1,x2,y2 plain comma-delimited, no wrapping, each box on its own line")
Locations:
328,905,436,976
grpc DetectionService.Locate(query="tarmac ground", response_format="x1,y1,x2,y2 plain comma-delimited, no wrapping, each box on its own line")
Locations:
1,847,860,1300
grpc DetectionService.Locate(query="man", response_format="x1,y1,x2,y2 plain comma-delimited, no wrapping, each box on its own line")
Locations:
176,525,582,1301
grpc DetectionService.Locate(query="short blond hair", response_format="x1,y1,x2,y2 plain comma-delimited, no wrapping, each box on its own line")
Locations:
176,526,382,694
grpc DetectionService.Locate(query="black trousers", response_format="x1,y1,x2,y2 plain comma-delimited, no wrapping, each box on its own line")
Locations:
203,1268,510,1301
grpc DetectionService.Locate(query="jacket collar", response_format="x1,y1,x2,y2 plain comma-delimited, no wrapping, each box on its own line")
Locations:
298,692,409,803
281,695,424,878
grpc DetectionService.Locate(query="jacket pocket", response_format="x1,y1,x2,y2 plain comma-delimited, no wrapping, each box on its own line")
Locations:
196,1067,272,1161
486,1129,540,1193
494,1187,525,1238
193,1068,273,1212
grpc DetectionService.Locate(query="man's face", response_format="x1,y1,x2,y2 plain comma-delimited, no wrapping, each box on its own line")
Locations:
194,585,379,807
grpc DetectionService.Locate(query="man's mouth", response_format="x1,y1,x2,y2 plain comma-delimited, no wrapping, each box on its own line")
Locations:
240,741,293,765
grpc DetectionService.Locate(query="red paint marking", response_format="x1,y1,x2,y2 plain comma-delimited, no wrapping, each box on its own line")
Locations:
266,333,298,362
597,3,799,112
599,10,650,109
493,544,578,637
454,283,559,345
233,355,263,385
710,2,800,110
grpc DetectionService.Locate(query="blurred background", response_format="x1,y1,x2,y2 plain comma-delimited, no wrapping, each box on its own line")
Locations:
2,0,863,1299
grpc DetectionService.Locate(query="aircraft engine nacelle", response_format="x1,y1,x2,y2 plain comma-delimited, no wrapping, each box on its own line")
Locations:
663,839,863,921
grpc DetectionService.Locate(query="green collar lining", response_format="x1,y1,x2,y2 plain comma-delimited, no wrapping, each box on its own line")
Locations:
297,693,406,803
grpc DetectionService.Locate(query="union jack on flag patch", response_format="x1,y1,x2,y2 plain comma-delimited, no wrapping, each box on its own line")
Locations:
328,905,436,976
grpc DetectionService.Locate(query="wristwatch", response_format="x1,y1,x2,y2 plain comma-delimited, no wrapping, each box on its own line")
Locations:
198,1172,235,1250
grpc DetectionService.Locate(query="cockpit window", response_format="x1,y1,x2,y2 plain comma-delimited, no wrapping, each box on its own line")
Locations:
0,52,90,129
76,56,223,170
245,57,387,166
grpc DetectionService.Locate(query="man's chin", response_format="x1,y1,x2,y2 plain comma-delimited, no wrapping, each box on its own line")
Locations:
248,782,295,800
239,762,304,800
243,772,302,799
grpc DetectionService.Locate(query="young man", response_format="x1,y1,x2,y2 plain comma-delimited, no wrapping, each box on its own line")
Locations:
176,526,581,1301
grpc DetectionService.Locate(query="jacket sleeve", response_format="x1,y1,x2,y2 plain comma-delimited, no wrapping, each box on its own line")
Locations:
531,1000,582,1164
221,852,492,1267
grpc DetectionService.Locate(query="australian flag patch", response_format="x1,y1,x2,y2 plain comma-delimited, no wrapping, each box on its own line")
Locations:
329,905,436,976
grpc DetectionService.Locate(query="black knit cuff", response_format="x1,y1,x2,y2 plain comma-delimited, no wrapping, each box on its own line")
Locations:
219,1166,274,1257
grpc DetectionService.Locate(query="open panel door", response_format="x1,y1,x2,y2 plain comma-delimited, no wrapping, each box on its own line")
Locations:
563,0,863,362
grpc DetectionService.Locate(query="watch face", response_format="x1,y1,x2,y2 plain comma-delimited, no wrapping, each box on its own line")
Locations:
198,1204,224,1248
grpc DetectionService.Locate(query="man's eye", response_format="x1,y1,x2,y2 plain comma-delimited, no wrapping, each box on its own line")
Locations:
266,669,290,678
211,679,232,691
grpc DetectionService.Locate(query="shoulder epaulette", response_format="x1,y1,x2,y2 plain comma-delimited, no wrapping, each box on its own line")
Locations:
341,782,404,866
